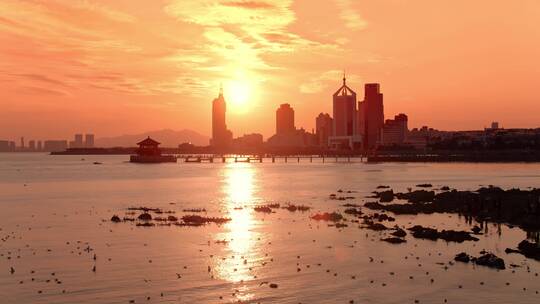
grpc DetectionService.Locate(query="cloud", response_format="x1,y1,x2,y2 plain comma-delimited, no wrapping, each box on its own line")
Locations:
335,0,367,30
300,70,362,94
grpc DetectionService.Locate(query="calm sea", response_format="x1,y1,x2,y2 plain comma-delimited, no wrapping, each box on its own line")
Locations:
1,153,539,303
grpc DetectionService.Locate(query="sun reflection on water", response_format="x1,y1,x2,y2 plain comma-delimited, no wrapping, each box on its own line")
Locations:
215,163,261,287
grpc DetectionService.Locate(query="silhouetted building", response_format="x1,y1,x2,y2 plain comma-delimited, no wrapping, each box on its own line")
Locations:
37,141,42,151
233,133,264,149
28,140,36,151
315,113,333,147
85,134,95,148
210,86,233,149
276,103,295,135
0,140,9,152
381,114,408,145
357,100,366,136
328,75,362,149
9,141,15,151
20,137,24,149
130,137,176,163
363,83,384,149
267,128,316,148
70,134,84,148
43,140,68,152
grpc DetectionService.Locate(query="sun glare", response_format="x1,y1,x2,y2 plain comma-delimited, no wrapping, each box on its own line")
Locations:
224,72,257,113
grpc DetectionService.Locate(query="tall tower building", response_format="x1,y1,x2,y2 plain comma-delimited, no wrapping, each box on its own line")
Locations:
332,75,357,137
85,134,95,148
363,83,384,149
276,103,295,135
316,113,333,147
210,85,233,149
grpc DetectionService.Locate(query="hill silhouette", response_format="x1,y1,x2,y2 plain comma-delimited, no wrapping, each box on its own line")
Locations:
95,129,209,147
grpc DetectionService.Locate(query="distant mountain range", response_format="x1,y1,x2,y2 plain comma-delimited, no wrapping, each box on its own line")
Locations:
95,129,209,147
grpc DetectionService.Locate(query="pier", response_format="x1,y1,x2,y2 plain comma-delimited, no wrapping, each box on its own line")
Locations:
178,154,365,163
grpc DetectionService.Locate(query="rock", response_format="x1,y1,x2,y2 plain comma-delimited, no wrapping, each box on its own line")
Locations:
454,252,471,263
381,237,406,244
416,183,433,188
408,225,439,240
473,253,505,270
254,206,272,213
377,185,390,189
378,190,394,202
408,225,478,243
110,215,121,223
471,225,482,234
505,248,521,254
400,190,435,203
269,283,278,288
391,228,407,238
344,208,362,216
138,213,152,221
440,186,450,191
167,215,178,221
364,221,388,231
181,215,231,225
517,240,540,260
311,212,343,222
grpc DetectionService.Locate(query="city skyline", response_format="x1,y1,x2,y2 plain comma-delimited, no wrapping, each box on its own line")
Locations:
2,0,540,140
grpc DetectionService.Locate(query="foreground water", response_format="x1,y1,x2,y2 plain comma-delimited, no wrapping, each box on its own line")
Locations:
1,153,539,304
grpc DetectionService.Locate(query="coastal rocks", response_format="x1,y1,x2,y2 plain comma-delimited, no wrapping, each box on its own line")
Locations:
408,225,479,243
381,237,406,244
454,252,505,269
416,183,433,188
254,206,272,213
362,220,388,231
283,204,311,212
474,253,506,270
454,252,471,263
396,190,435,203
138,213,152,221
311,212,343,222
377,190,394,202
506,240,540,260
181,215,231,225
391,228,407,238
110,215,121,223
344,208,363,216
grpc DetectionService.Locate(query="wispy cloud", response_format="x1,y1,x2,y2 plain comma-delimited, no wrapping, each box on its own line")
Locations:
300,70,362,94
335,0,367,30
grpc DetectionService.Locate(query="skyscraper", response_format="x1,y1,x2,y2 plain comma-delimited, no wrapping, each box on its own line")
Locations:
315,113,333,147
276,103,295,135
210,85,233,149
363,83,384,149
381,114,408,145
85,134,95,148
328,75,362,149
332,75,356,137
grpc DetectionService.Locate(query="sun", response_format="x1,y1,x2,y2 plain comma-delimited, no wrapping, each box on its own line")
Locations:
227,80,251,109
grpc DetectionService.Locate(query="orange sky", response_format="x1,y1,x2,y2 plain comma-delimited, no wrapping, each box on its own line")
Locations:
1,0,540,140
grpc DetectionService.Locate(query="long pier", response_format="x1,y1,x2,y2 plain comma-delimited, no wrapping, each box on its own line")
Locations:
178,154,365,163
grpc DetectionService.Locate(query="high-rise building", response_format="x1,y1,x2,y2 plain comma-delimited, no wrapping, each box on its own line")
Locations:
363,83,384,149
357,101,366,136
276,103,295,135
381,114,408,145
85,134,95,148
315,113,333,147
20,137,25,149
28,140,36,151
332,76,356,137
43,140,68,152
328,75,362,149
210,85,233,148
0,140,9,152
37,141,42,151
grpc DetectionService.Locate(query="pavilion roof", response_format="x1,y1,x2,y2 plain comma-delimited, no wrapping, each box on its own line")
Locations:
137,137,160,146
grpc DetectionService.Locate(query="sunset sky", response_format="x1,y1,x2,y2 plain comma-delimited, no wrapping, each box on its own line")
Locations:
1,0,539,140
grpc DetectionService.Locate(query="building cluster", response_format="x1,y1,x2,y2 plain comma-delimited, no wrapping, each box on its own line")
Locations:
0,134,94,152
210,75,410,151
